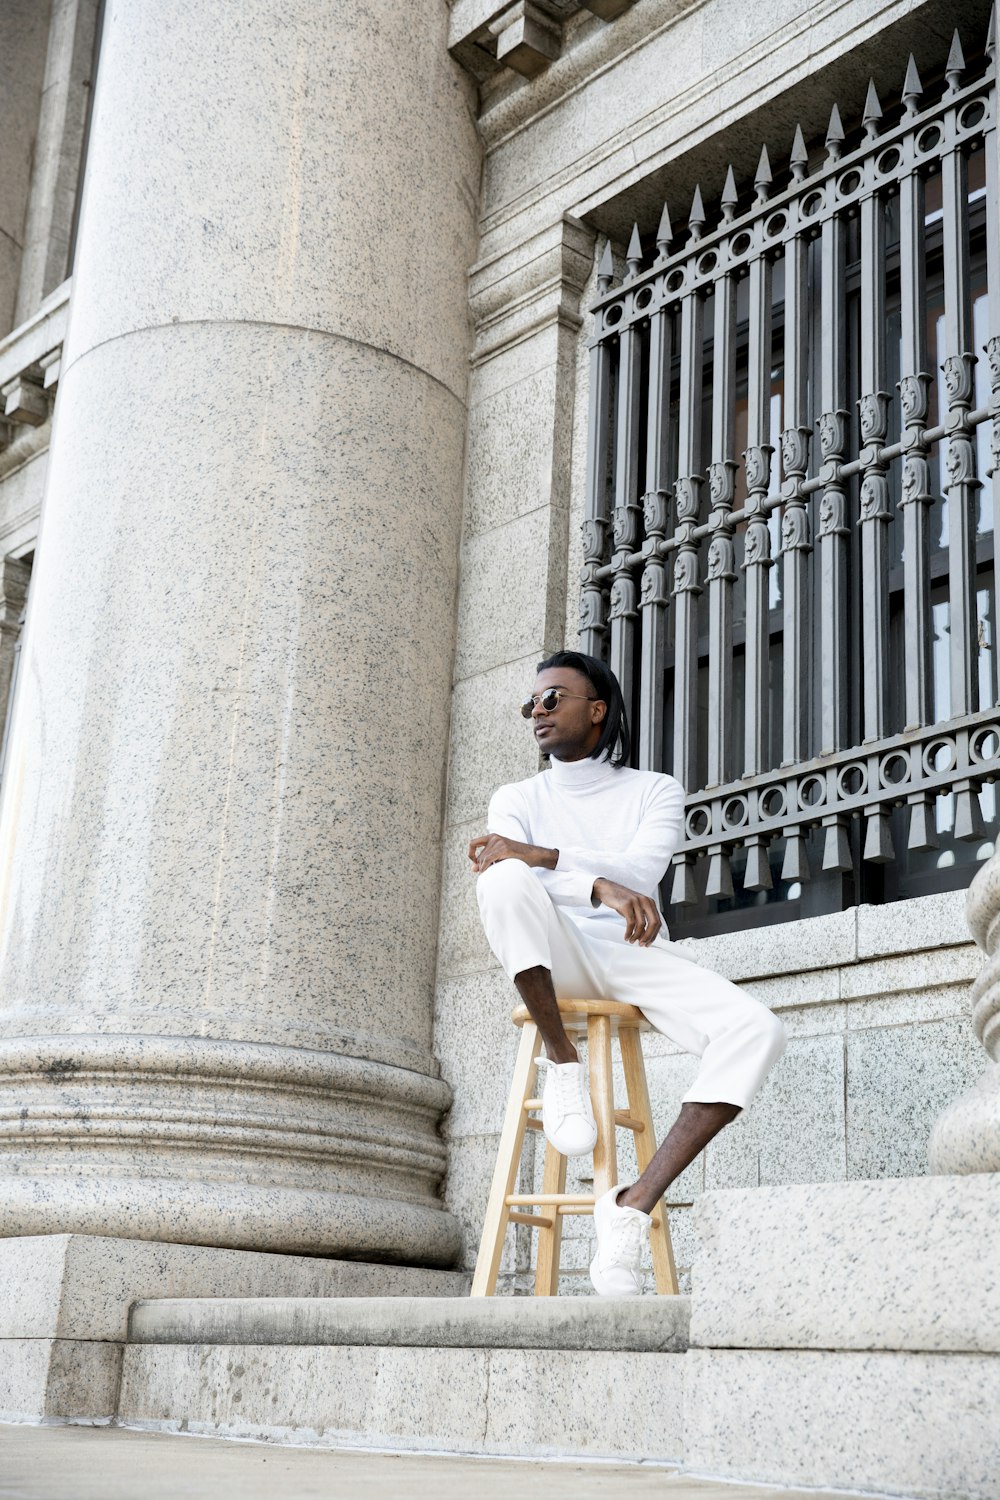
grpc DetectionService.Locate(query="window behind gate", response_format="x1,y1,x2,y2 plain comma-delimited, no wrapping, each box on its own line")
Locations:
580,26,1000,937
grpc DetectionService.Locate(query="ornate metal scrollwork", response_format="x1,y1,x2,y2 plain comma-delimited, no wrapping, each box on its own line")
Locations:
672,548,701,594
609,574,638,620
706,534,737,582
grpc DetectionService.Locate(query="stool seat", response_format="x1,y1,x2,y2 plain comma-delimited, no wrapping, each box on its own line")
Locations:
471,997,679,1298
511,998,652,1032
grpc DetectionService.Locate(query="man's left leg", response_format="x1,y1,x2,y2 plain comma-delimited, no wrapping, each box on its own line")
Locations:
587,939,786,1295
617,1100,740,1214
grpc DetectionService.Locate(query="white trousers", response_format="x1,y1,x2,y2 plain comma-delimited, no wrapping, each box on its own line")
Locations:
477,858,786,1110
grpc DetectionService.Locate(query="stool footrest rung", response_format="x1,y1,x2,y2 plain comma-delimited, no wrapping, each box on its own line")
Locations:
614,1109,644,1133
506,1193,595,1207
508,1210,554,1229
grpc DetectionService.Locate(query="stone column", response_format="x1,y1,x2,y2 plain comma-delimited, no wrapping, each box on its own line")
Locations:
929,855,1000,1173
0,0,480,1263
0,0,52,336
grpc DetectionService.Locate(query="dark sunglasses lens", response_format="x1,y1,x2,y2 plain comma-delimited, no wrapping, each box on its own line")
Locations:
541,690,560,711
519,699,534,719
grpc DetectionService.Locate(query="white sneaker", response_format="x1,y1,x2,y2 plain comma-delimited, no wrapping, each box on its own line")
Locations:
589,1184,650,1297
535,1057,598,1157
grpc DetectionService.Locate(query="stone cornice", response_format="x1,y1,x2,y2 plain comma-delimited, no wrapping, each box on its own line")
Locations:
449,0,634,82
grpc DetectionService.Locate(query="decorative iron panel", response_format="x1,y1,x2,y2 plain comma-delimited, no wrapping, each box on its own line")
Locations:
581,24,1000,923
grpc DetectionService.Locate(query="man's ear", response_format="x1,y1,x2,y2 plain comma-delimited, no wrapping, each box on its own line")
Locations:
593,699,607,723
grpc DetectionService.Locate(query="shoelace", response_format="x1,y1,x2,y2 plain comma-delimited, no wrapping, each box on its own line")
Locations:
601,1206,649,1268
537,1059,590,1117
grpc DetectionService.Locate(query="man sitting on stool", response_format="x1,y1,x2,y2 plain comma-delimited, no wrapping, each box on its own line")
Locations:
470,650,786,1297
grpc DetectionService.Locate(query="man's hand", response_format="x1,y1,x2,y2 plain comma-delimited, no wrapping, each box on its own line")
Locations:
592,877,662,946
468,834,558,873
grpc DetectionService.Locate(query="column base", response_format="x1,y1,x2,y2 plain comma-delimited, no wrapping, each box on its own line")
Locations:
0,1034,462,1264
0,1233,469,1423
928,1063,1000,1174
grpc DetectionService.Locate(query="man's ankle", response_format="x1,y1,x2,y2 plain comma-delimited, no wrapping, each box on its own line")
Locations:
544,1044,579,1065
616,1183,654,1213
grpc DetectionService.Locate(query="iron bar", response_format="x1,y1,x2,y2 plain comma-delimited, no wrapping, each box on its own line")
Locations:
705,271,739,896
706,272,738,788
638,301,672,772
580,330,612,656
742,253,773,781
609,318,643,715
941,95,981,737
670,285,704,794
780,228,812,768
817,210,850,757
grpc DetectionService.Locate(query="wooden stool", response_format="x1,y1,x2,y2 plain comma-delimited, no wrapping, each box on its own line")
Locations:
470,998,679,1297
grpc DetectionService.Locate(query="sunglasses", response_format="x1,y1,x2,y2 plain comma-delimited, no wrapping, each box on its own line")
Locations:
519,689,597,719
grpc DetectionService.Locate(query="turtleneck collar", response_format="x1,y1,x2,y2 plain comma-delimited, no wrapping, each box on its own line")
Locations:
546,752,618,790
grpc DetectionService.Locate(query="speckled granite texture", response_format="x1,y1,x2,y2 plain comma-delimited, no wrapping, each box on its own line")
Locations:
930,853,1000,1174
683,1348,1000,1500
0,1338,122,1424
117,1341,686,1462
0,0,479,1259
0,1234,468,1343
690,1174,1000,1353
0,1,50,334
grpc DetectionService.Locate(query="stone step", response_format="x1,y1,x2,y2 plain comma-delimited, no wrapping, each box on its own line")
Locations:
127,1293,691,1350
118,1295,691,1463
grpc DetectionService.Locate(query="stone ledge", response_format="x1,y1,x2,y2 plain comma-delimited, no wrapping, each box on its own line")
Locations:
684,1347,1000,1500
128,1293,691,1352
690,1175,1000,1353
0,1235,470,1343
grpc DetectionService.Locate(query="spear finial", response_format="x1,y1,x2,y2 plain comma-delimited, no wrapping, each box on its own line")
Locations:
597,239,615,293
789,125,808,184
721,165,739,223
625,223,643,280
754,144,772,206
902,54,923,117
655,201,673,260
688,184,706,243
825,102,845,164
863,80,882,140
945,29,966,94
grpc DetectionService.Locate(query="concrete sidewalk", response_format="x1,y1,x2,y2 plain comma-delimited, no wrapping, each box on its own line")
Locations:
0,1423,875,1500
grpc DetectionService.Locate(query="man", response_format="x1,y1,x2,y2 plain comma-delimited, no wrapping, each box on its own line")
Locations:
469,650,786,1297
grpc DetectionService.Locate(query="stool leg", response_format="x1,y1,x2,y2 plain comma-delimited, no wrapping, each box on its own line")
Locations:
533,1140,567,1296
587,1013,617,1200
471,1022,540,1297
619,1026,680,1295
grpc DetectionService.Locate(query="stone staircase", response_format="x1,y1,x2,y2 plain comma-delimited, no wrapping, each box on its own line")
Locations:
120,1296,689,1463
4,1175,1000,1499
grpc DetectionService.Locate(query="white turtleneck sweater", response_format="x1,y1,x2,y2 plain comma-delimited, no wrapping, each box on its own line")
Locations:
486,755,686,935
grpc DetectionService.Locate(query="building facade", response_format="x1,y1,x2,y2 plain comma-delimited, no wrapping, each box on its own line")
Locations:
0,0,997,1308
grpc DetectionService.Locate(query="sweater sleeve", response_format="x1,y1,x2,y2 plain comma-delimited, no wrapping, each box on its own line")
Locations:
486,786,596,908
551,776,685,897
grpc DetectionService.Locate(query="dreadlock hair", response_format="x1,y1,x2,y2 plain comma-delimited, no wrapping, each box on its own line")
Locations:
535,650,632,769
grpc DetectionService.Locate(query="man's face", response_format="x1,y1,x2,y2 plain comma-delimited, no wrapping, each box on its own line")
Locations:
528,667,606,761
